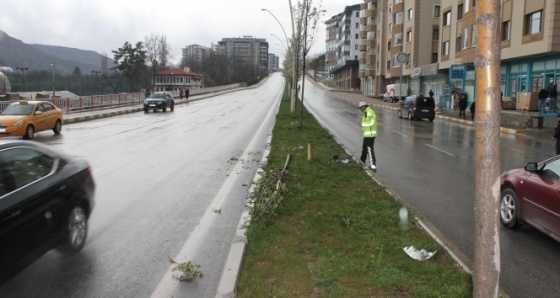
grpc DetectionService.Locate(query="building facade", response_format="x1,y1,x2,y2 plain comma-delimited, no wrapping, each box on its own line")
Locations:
152,67,203,92
182,44,211,67
327,4,362,89
268,54,279,71
217,36,269,71
353,0,560,110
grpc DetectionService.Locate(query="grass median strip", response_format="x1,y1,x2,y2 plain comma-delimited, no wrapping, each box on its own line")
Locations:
237,84,472,297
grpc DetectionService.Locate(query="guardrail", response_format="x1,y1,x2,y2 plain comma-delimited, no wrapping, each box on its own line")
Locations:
0,83,246,114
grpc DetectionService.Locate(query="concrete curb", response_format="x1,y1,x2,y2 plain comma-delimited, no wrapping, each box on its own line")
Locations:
215,134,273,298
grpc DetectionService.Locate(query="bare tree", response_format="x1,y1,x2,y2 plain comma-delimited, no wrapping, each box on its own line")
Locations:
158,35,172,69
101,53,109,77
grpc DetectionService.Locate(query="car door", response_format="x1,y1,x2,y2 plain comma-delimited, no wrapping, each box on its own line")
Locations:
522,159,560,237
32,103,48,131
41,103,57,130
0,147,64,280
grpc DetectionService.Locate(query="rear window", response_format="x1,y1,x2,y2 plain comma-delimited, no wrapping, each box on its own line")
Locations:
416,97,435,108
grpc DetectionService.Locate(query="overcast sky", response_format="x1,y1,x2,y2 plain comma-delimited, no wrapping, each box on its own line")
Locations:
2,0,357,65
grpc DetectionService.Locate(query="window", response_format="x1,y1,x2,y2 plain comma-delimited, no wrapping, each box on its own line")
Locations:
464,0,470,13
395,12,403,25
408,8,413,20
433,29,439,40
432,53,438,63
442,41,450,55
462,28,468,49
471,25,477,46
502,20,511,40
355,33,359,39
525,10,542,35
394,33,403,46
355,45,358,50
458,4,463,19
356,23,359,29
0,148,55,195
407,31,412,42
443,11,451,26
434,5,441,17
356,11,359,18
472,0,477,8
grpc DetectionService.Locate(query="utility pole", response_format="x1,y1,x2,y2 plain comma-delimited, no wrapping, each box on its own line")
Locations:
473,1,501,297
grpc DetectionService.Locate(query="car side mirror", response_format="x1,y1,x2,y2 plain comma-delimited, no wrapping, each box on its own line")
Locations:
525,162,538,172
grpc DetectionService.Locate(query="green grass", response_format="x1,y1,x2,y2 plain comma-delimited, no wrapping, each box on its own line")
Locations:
237,83,472,297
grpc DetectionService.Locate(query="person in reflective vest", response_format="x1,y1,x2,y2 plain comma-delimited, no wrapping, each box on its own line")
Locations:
358,101,377,171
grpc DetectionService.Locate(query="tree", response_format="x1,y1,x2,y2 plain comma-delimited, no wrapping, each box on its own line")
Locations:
71,67,82,78
111,41,147,91
101,53,110,77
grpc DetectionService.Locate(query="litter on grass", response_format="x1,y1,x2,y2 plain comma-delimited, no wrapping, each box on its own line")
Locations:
331,155,350,164
403,246,436,261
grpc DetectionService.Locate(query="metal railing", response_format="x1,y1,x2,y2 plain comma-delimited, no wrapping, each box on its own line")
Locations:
0,83,246,114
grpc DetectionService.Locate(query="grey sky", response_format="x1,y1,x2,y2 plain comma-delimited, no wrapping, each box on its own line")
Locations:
2,0,356,65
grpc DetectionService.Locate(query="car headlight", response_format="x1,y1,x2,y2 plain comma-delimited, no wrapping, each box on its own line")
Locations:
12,119,24,127
144,100,149,104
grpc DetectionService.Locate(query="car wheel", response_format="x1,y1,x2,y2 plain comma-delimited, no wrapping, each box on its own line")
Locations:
162,104,167,112
170,104,174,112
429,117,434,122
407,112,412,120
398,110,402,118
500,188,523,229
58,205,88,253
144,108,148,113
23,125,34,140
53,120,62,134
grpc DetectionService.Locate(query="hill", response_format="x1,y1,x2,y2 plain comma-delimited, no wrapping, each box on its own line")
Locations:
0,30,113,75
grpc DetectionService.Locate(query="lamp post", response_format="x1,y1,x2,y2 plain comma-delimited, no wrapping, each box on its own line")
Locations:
16,67,28,92
262,7,298,112
51,62,56,98
92,71,101,95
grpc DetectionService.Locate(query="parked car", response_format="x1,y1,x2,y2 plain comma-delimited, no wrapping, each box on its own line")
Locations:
398,95,436,121
0,140,96,285
143,92,174,112
500,156,560,242
0,100,63,139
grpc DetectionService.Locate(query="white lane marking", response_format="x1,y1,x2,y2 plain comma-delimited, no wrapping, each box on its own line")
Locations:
393,130,408,137
425,144,456,157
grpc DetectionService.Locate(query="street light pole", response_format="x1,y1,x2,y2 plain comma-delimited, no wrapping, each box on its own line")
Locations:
92,71,101,95
51,62,56,98
16,67,28,92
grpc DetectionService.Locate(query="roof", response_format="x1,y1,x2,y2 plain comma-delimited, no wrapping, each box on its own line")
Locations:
156,68,202,79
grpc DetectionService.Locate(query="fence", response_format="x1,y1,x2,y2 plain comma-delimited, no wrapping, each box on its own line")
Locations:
0,83,247,114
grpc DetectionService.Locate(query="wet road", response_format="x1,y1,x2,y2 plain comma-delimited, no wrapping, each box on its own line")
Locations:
302,77,560,298
0,74,283,297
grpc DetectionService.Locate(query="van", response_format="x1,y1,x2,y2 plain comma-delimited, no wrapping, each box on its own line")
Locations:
398,95,436,121
384,84,408,102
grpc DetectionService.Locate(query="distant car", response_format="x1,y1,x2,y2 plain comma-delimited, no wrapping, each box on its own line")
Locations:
0,140,95,285
143,92,174,112
0,100,63,139
398,95,436,121
500,156,560,242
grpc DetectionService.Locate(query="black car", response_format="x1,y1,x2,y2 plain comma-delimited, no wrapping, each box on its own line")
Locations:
398,95,436,121
0,140,95,285
143,92,175,112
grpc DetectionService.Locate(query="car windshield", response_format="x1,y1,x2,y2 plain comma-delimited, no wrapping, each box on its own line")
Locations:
1,104,35,115
149,93,166,99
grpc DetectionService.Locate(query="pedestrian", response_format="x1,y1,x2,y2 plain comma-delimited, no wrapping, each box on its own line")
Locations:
145,88,151,98
428,89,434,98
358,101,377,171
470,100,476,120
550,84,558,113
458,93,467,118
538,87,549,114
554,114,560,155
185,88,190,102
179,88,184,99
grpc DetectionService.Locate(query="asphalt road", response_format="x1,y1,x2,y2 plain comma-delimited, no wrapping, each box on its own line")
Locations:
0,74,283,297
302,77,560,298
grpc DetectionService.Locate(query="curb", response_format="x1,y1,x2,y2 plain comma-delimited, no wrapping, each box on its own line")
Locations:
215,135,272,298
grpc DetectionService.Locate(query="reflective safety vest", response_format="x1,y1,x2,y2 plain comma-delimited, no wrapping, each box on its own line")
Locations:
361,106,377,138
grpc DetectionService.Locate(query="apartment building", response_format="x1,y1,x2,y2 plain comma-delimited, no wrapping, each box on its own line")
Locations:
327,4,362,89
182,44,211,67
268,53,280,71
354,0,560,110
217,36,269,71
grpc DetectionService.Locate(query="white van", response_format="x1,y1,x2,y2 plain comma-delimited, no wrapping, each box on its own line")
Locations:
384,84,408,102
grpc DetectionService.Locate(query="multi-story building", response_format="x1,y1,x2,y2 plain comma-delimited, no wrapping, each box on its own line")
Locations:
354,0,560,110
268,54,279,71
182,44,211,67
325,13,342,79
217,36,269,71
327,4,362,89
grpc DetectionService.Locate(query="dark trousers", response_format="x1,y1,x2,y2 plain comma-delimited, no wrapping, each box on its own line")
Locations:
556,139,560,155
360,137,376,165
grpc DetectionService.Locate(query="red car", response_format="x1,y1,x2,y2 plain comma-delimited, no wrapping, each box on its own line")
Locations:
500,156,560,241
